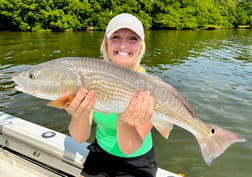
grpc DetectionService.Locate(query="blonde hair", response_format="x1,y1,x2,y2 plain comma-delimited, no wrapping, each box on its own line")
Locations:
100,38,146,72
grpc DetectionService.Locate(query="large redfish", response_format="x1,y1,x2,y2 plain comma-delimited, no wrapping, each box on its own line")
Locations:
12,57,246,165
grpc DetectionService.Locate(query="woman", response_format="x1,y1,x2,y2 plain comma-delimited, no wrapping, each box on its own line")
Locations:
65,13,157,177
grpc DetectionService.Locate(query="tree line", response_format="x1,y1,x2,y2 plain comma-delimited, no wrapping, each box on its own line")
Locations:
0,0,251,32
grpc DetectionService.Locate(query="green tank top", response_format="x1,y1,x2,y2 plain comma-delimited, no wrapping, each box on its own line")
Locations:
93,111,153,157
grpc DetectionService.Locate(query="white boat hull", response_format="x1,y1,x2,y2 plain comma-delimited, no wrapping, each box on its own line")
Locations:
0,111,182,177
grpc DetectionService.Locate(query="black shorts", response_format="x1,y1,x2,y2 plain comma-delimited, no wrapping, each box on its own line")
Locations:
81,140,158,177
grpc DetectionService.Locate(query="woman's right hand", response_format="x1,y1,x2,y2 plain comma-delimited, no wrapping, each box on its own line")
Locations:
65,88,96,143
64,88,96,118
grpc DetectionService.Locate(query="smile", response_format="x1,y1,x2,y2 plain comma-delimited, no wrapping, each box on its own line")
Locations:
114,51,132,57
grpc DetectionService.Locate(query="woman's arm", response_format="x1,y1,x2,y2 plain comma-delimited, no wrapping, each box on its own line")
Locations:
65,89,96,143
117,91,154,154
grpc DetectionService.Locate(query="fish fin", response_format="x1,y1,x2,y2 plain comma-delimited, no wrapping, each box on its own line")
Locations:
195,123,246,166
153,122,173,139
47,95,76,109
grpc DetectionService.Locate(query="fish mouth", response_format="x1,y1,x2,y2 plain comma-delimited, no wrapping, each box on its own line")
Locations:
12,74,35,95
14,85,26,92
14,85,35,95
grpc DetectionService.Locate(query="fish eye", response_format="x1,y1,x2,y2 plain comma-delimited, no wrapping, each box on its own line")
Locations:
28,72,36,80
210,127,216,135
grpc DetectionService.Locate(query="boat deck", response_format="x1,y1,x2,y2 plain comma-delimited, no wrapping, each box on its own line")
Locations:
0,111,182,177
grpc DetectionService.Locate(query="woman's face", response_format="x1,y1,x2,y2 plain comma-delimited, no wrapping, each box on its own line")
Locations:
106,28,142,70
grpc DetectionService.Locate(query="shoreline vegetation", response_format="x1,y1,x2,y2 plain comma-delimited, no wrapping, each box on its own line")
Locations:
0,0,251,32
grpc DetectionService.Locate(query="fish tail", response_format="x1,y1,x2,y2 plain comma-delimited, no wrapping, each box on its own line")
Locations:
195,123,246,165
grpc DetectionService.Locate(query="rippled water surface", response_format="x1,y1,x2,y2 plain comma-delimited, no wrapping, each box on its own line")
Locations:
0,30,251,177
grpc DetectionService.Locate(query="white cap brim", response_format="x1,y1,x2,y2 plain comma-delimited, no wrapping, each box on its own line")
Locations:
105,13,145,40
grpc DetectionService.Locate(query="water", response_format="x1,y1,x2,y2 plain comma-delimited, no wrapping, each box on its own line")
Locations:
0,30,251,177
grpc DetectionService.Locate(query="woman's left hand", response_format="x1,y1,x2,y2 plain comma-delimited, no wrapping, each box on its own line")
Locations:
118,91,154,126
